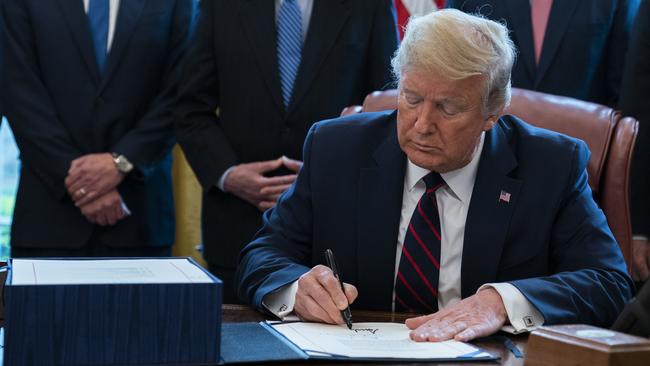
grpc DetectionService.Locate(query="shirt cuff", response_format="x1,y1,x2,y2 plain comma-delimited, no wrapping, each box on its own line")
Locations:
216,166,235,191
479,283,544,334
262,280,299,320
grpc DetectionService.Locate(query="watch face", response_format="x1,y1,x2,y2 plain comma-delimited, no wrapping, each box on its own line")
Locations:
115,155,133,173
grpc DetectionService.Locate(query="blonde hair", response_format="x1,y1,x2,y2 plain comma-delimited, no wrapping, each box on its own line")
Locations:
391,9,515,117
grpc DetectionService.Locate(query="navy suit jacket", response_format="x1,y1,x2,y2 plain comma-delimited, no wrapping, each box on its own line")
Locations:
448,0,639,106
2,0,196,248
237,111,633,327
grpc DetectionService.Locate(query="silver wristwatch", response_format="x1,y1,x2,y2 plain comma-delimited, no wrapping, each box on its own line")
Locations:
111,153,134,174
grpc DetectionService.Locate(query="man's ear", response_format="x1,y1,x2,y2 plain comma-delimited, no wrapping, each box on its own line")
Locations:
482,115,498,131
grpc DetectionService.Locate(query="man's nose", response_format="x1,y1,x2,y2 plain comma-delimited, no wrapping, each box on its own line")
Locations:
413,103,438,134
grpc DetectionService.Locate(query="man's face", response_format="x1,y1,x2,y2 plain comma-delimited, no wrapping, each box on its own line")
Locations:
396,69,498,173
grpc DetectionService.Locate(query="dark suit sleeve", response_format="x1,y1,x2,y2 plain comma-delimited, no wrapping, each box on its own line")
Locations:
511,140,634,327
111,0,197,175
606,0,640,106
620,0,650,236
0,0,83,199
235,124,322,310
366,0,399,91
174,0,239,190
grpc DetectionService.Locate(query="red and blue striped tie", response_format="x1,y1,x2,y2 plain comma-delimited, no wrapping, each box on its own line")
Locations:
395,172,445,314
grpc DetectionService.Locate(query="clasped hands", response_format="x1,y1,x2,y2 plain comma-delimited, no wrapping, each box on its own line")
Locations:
64,153,128,226
224,156,303,211
294,265,508,342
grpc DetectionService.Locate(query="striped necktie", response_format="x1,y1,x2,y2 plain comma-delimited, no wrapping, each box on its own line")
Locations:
88,0,109,74
276,0,303,108
395,172,445,314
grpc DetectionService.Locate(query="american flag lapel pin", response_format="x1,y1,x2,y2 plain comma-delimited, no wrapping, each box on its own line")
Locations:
499,190,511,204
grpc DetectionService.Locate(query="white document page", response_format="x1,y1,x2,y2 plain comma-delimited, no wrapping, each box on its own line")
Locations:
11,258,213,285
270,321,492,359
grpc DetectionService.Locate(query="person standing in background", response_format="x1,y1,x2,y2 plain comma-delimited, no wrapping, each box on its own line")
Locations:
175,0,398,303
448,0,639,107
2,0,196,257
620,0,650,283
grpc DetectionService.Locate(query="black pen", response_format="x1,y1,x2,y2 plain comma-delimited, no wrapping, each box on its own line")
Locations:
324,248,353,329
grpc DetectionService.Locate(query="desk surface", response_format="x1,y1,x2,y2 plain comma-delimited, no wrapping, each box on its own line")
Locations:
221,304,528,366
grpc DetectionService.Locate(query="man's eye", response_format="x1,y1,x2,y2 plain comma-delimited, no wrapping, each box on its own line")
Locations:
405,96,421,105
438,103,462,116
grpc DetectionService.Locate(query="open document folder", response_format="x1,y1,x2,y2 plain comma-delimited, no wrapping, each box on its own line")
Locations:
220,321,496,363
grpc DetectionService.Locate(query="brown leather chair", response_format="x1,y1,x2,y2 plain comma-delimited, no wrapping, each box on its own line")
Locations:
341,88,639,270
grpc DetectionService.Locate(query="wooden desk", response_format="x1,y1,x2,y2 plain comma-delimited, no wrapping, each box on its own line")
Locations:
222,304,528,365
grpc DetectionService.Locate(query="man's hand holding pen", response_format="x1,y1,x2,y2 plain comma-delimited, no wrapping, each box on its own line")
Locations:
293,264,358,326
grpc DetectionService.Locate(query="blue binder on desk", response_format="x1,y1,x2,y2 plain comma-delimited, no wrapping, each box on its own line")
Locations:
219,321,497,364
3,257,222,366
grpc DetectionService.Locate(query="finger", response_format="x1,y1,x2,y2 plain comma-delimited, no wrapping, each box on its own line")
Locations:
258,201,276,211
454,323,494,342
317,269,349,314
68,158,88,176
343,283,358,304
405,313,438,329
96,211,109,226
281,156,303,172
298,274,342,324
261,174,298,187
75,191,99,207
106,211,118,226
425,321,468,342
68,157,84,173
66,173,85,191
264,194,283,203
69,177,94,197
260,184,292,196
82,210,98,224
295,292,338,324
409,319,448,341
251,158,284,173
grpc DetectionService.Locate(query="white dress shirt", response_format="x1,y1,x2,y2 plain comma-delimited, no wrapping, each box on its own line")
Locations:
83,0,121,52
217,0,314,191
265,132,545,333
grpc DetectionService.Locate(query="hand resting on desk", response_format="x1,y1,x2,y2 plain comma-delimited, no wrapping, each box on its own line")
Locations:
406,287,507,342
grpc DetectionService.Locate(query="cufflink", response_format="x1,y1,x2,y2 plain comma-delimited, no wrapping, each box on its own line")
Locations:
523,316,535,327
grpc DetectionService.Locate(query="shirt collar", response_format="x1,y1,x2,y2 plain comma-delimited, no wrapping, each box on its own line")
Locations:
405,132,485,203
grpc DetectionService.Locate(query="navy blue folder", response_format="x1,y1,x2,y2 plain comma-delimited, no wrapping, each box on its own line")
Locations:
3,257,222,365
219,322,497,364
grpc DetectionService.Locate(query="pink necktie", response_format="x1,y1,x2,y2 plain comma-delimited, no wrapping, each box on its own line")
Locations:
531,0,553,65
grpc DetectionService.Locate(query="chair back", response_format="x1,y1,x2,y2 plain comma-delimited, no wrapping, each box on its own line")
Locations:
507,89,637,268
341,88,638,269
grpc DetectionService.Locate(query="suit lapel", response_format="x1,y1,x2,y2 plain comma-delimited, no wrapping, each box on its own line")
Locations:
287,0,351,115
534,0,580,87
357,116,406,310
504,0,536,85
238,0,284,115
57,0,100,84
98,0,146,93
461,123,522,298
